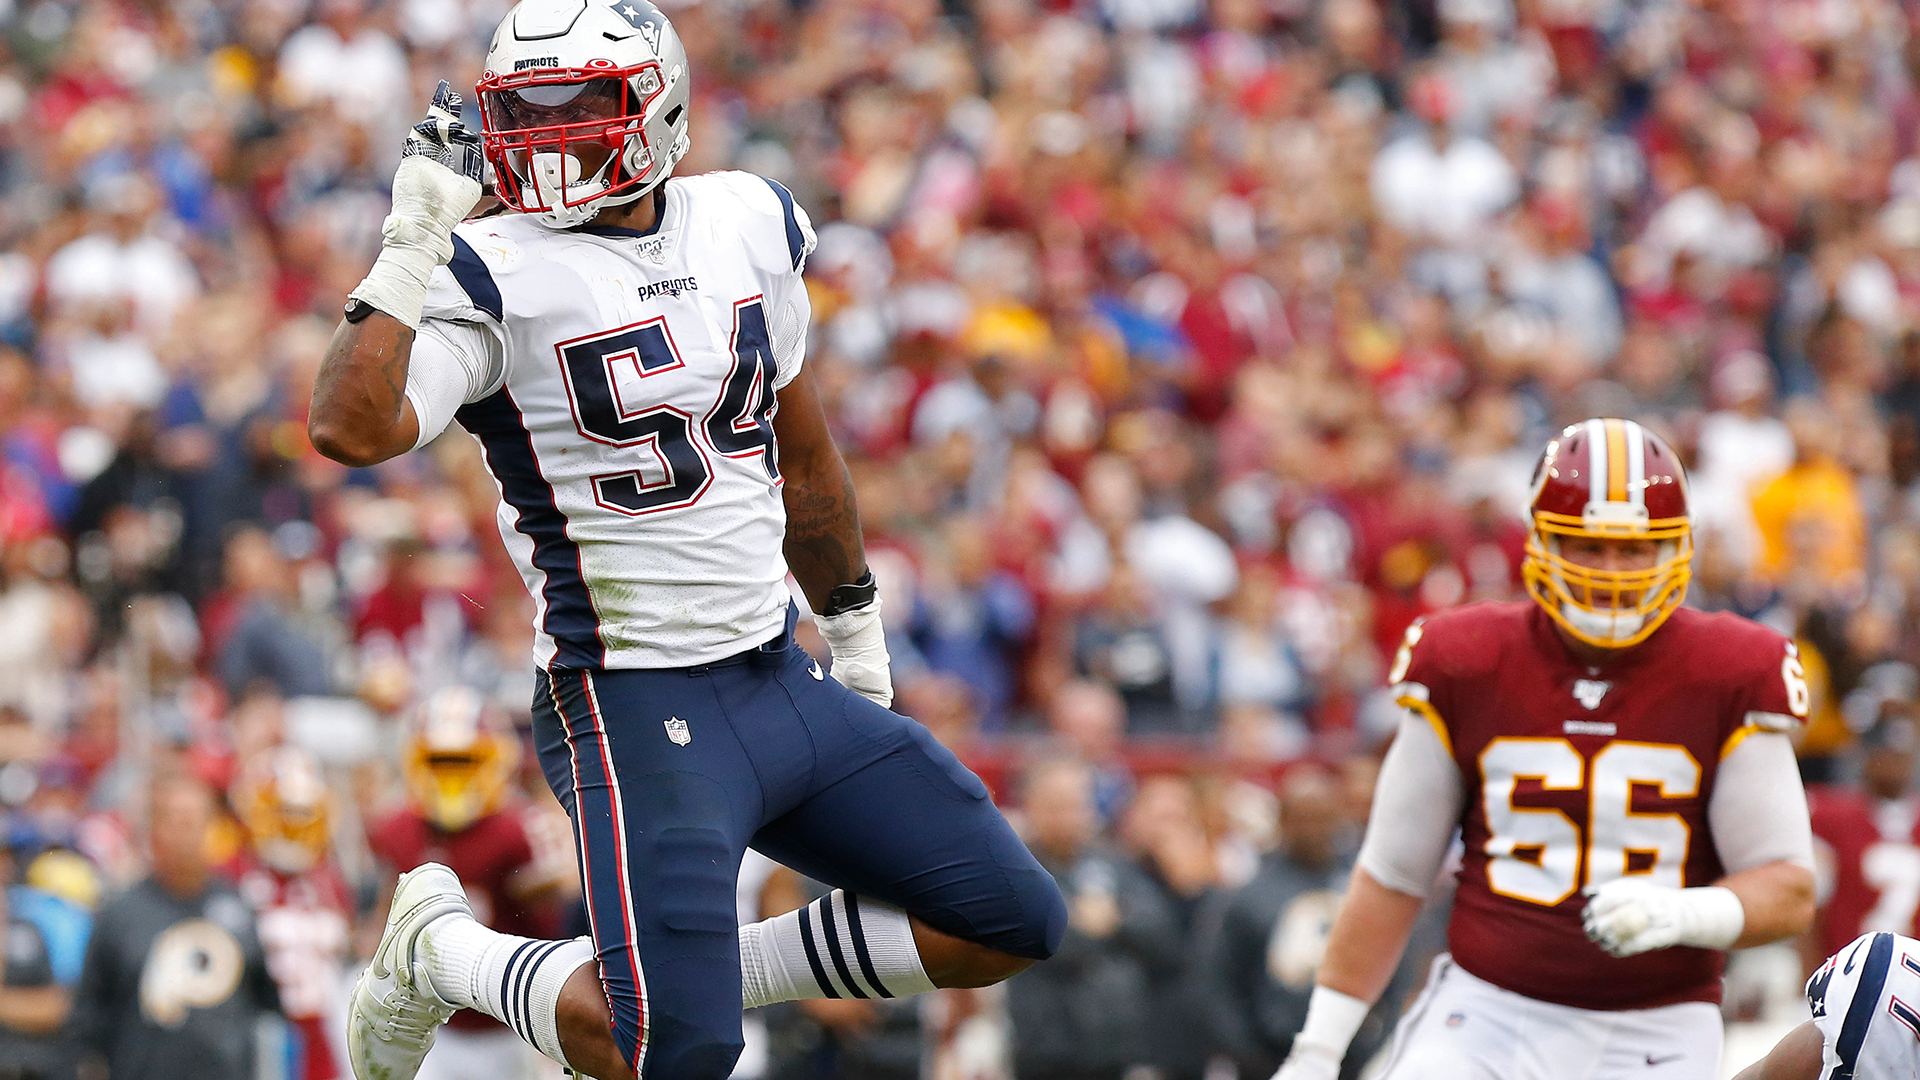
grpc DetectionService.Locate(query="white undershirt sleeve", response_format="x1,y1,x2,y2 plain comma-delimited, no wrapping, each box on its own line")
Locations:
1357,710,1467,898
1710,730,1816,874
769,270,812,390
406,317,507,450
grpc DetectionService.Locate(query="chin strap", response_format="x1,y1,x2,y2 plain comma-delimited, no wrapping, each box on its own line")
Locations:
529,154,672,230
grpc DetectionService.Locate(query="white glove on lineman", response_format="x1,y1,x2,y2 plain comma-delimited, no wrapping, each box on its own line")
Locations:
1270,986,1369,1080
1581,879,1745,958
349,80,484,330
1272,1042,1341,1080
814,597,893,708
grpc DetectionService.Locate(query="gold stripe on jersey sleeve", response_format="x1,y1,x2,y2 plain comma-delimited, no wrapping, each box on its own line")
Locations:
1720,722,1761,760
1397,694,1454,759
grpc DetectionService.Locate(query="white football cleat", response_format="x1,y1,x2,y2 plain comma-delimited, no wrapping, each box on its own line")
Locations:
348,862,470,1080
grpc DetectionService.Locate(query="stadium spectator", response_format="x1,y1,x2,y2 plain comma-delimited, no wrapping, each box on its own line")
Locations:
70,771,280,1080
1043,681,1135,826
0,841,71,1080
1119,773,1218,1080
204,526,330,699
1200,764,1389,1079
1005,756,1181,1080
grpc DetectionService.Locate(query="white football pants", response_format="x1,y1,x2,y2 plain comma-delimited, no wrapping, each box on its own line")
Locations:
1376,955,1723,1080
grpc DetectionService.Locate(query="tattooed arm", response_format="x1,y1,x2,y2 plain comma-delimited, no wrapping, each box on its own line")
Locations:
308,312,424,468
774,366,891,705
773,365,867,606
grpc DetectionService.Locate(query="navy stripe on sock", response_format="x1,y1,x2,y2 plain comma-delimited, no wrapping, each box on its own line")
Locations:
1835,932,1896,1079
499,939,539,1030
456,392,605,668
448,234,504,321
842,893,892,999
518,941,567,1044
796,902,839,999
820,892,868,1000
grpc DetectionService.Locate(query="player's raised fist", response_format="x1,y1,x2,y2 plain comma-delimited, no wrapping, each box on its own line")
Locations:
402,80,484,186
346,79,485,329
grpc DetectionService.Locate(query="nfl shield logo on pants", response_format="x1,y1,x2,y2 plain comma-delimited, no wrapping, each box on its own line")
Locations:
664,716,691,746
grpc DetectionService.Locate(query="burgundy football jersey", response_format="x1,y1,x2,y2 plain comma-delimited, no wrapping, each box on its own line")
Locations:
1808,785,1920,958
232,855,353,1080
1390,601,1807,1011
368,803,565,1031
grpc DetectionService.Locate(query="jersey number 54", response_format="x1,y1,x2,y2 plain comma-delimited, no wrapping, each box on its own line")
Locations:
557,296,780,515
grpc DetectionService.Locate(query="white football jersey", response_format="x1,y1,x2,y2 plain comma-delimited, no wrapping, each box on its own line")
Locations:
1806,931,1920,1080
412,170,817,669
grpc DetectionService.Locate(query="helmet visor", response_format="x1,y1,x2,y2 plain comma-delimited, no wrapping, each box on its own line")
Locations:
478,63,668,215
484,77,629,131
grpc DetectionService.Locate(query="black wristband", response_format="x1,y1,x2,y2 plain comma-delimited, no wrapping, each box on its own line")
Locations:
821,570,878,617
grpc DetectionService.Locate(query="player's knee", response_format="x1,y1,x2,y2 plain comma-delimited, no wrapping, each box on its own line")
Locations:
945,943,1040,987
1019,862,1069,961
645,1016,745,1080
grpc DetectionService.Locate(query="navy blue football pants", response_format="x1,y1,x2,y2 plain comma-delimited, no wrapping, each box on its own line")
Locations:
530,618,1066,1079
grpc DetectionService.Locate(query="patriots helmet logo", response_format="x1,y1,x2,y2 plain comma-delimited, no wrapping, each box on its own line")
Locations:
612,0,667,49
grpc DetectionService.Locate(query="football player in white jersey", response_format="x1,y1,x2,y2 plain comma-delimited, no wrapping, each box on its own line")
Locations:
1734,931,1920,1080
307,4,1068,1079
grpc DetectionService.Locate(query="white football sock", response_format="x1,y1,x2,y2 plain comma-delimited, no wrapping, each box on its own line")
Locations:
739,890,936,1007
419,914,596,1068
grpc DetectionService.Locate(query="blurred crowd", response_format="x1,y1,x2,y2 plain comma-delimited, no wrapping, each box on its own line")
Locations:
5,0,1920,1070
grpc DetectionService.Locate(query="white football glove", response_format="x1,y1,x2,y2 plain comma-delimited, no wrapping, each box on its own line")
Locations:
1581,879,1745,958
1271,1042,1342,1080
814,597,893,708
349,80,485,330
1269,985,1368,1080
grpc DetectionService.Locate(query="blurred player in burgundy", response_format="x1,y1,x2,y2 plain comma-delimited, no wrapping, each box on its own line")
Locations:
229,746,353,1080
366,687,571,1080
1805,710,1920,964
1272,419,1817,1080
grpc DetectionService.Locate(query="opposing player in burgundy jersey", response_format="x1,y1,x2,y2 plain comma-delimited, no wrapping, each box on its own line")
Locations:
1807,714,1920,961
1272,419,1817,1080
228,746,355,1080
365,688,570,1080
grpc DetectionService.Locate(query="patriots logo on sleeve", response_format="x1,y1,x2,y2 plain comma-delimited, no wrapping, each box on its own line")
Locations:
1808,956,1835,1018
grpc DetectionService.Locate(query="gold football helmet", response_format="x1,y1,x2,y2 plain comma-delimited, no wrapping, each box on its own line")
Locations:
404,686,519,832
232,745,334,874
1522,418,1693,649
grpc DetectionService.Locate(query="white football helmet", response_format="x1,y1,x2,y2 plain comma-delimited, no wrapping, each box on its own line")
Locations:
478,0,692,228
